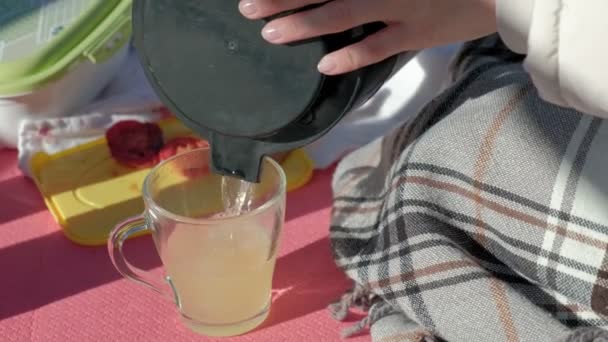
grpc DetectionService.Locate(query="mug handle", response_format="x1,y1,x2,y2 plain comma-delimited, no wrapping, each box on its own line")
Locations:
108,215,175,302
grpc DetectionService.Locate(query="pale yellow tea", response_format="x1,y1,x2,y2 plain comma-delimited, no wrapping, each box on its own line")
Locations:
164,222,276,336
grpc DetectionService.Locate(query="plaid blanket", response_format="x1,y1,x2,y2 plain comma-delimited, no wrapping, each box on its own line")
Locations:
329,35,608,342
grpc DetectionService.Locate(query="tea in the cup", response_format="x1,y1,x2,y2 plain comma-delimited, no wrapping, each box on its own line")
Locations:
164,222,277,336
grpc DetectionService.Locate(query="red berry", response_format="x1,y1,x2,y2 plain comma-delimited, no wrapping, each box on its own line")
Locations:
105,120,164,169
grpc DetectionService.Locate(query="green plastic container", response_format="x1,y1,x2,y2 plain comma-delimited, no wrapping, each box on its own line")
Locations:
0,0,132,147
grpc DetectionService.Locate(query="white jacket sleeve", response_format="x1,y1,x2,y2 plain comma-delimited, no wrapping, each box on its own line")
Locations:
496,0,608,119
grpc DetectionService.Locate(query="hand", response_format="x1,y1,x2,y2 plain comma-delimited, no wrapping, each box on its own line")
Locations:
238,0,497,75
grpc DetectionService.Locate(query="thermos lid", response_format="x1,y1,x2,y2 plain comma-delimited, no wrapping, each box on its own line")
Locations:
133,0,327,138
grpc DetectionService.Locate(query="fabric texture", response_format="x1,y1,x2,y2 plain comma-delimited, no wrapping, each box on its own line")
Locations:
329,35,608,342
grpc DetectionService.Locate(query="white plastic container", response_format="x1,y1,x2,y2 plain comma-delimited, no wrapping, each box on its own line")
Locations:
0,0,132,147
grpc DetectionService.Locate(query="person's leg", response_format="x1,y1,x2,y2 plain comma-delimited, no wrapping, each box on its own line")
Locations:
330,35,608,342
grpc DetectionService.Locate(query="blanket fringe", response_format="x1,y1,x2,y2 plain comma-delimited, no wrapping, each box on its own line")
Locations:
340,301,399,338
328,284,401,338
328,284,376,322
328,286,608,342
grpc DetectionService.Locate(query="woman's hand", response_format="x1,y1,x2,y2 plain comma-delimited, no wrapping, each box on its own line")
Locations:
238,0,497,75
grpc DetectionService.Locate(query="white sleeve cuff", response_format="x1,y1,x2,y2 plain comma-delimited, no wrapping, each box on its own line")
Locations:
523,0,563,107
496,0,535,54
524,0,608,118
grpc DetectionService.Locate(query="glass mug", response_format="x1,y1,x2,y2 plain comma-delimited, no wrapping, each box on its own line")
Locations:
108,147,286,337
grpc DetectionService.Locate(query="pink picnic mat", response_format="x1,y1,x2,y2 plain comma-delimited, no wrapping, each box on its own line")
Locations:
0,150,368,342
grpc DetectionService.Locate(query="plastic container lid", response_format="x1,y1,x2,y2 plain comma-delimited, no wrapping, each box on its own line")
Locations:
0,0,132,96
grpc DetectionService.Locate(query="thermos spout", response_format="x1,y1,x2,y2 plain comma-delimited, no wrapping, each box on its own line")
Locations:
209,133,265,183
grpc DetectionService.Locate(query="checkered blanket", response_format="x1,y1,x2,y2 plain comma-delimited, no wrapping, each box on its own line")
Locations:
329,35,608,342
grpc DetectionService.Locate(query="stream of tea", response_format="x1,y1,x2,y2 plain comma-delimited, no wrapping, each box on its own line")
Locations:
220,175,256,216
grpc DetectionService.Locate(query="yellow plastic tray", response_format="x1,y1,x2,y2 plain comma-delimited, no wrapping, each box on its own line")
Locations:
30,118,314,246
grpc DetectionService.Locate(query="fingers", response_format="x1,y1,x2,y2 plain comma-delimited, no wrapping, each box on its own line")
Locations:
259,0,391,44
237,0,407,75
317,24,406,75
238,0,326,19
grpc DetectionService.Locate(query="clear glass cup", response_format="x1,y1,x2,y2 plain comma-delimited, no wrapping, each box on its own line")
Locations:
108,147,286,337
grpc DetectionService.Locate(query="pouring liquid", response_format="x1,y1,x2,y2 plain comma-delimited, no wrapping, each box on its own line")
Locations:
220,176,256,217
